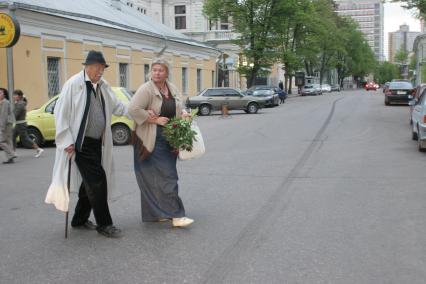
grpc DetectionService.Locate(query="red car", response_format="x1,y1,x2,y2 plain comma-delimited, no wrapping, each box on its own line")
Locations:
365,82,378,91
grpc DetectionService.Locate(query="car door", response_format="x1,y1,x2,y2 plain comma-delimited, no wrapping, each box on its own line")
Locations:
413,94,426,127
223,88,244,110
203,89,223,110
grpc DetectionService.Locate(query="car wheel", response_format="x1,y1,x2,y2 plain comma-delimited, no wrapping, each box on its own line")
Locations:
412,126,418,140
247,103,259,114
27,127,44,146
418,126,426,152
199,104,211,116
112,124,131,145
385,98,390,106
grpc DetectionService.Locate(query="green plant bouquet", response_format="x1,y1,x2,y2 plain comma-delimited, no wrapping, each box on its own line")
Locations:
163,109,198,152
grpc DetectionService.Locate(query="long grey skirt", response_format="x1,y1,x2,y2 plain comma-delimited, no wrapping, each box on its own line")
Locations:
133,126,185,222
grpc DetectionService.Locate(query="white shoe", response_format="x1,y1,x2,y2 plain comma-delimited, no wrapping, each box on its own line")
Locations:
35,148,44,158
172,217,194,227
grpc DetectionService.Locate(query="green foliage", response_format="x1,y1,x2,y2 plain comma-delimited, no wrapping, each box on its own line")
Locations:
163,109,198,151
374,61,399,84
394,46,409,64
204,0,279,87
391,0,426,16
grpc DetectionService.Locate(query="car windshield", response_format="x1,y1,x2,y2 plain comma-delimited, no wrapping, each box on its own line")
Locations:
253,90,273,96
389,82,413,89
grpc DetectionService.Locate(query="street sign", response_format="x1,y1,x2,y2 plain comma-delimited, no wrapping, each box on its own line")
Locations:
0,12,20,48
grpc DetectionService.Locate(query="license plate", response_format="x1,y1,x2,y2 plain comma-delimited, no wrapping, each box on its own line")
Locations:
397,91,406,95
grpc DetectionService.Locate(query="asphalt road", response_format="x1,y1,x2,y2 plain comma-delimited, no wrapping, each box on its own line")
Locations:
1,89,426,283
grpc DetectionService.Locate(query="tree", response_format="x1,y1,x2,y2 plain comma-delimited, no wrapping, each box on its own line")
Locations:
374,61,399,84
391,0,426,16
204,0,280,88
394,46,409,64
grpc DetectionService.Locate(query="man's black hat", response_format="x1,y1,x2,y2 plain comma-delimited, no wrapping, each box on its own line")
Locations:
83,50,109,68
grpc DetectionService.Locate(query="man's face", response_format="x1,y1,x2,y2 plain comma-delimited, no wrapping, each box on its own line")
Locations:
13,94,21,102
86,63,106,83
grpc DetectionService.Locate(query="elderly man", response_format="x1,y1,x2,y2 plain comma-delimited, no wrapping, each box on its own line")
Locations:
46,50,128,238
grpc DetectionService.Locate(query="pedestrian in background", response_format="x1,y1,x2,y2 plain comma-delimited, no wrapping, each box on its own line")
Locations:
12,90,44,158
129,58,194,228
279,81,284,90
45,50,128,238
0,88,16,164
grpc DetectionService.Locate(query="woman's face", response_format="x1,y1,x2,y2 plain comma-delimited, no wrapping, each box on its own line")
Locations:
151,64,168,84
0,89,4,100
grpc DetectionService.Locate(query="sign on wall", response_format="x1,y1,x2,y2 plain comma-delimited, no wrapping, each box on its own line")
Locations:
0,12,20,48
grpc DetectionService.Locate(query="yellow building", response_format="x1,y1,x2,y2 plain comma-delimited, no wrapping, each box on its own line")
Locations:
0,0,220,110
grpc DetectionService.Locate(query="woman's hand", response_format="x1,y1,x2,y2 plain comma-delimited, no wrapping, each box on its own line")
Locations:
155,117,170,126
146,109,159,124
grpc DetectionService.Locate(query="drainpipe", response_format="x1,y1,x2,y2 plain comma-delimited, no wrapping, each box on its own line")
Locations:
161,0,165,25
7,4,16,95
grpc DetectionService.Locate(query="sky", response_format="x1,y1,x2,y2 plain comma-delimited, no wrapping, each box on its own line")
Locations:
384,2,422,60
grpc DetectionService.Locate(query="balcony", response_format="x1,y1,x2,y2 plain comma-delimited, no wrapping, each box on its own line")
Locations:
184,30,239,43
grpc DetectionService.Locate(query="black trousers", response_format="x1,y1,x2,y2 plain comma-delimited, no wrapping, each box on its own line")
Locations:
71,137,113,227
13,123,35,150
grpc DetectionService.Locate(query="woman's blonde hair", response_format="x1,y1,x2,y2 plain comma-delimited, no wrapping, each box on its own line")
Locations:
151,58,170,76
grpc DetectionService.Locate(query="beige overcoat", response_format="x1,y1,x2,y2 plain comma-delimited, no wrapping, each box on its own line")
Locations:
129,80,184,154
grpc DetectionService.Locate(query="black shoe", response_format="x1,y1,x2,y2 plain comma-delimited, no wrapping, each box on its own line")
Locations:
2,158,14,164
71,220,97,230
97,225,122,238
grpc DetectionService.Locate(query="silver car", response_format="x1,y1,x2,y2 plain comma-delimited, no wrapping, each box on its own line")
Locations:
410,93,426,151
187,87,265,116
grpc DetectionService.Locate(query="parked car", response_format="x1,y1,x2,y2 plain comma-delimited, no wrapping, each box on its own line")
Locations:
26,87,134,146
245,85,281,106
365,81,378,91
409,92,426,151
301,84,322,96
331,84,341,92
320,84,331,93
410,84,426,124
186,87,265,116
384,81,415,105
250,89,277,107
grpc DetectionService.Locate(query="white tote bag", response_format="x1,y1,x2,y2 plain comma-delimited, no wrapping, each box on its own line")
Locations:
179,122,205,161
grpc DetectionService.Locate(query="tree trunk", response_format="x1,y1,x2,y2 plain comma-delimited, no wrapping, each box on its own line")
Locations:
288,75,293,94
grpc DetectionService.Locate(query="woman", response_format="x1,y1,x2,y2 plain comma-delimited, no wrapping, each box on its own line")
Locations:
129,59,194,227
12,90,44,157
0,88,16,164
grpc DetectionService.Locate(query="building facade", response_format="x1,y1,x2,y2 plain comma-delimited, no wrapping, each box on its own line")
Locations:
126,0,284,89
389,24,421,63
0,0,220,110
335,0,384,61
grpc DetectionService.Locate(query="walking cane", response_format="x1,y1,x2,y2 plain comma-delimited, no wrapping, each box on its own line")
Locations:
65,157,71,238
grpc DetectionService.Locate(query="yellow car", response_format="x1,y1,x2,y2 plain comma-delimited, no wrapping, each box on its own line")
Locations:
26,87,134,146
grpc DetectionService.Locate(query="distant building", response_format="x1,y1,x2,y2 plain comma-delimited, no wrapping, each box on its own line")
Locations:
389,24,420,63
0,0,220,109
334,0,385,61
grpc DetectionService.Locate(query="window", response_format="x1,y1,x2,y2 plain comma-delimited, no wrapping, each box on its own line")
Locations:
203,89,223,97
45,98,57,113
212,71,215,87
175,5,186,29
182,67,188,94
47,57,60,98
144,64,150,82
197,69,202,93
119,63,129,88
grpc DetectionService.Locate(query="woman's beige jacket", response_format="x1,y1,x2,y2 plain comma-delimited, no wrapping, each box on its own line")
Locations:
129,80,183,154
